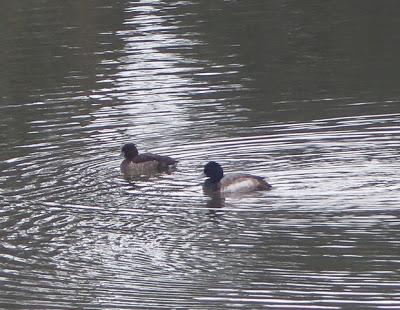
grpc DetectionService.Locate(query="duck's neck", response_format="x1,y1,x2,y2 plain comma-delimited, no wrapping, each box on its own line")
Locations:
124,151,138,162
125,155,136,162
208,173,223,184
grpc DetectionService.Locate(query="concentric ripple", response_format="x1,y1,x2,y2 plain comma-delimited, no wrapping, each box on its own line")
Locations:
1,1,400,309
2,97,399,309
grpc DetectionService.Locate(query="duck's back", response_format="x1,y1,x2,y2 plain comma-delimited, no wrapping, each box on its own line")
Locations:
120,153,177,177
139,153,177,169
220,173,271,193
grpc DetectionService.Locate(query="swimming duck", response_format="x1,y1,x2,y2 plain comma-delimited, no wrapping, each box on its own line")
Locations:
120,143,177,178
202,161,271,194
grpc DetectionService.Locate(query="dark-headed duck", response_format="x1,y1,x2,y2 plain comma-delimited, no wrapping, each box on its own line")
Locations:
202,161,271,194
120,143,177,178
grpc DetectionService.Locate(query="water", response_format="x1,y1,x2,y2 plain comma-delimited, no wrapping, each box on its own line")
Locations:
1,1,400,309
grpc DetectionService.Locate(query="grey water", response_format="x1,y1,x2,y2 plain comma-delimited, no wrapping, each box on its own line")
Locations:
1,1,400,309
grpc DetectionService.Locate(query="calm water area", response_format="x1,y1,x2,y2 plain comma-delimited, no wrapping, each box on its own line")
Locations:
1,1,399,309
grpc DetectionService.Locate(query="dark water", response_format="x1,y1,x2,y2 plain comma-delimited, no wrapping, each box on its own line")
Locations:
1,1,400,309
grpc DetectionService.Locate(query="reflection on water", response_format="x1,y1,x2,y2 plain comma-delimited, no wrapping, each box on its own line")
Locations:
1,1,400,309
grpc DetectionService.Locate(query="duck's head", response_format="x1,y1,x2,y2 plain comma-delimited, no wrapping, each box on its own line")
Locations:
203,161,224,182
121,143,139,160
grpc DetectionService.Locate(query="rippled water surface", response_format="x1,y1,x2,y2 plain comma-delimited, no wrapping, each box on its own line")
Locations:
1,1,400,309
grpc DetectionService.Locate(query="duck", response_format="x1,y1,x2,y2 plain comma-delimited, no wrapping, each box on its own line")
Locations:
202,161,271,194
120,143,177,178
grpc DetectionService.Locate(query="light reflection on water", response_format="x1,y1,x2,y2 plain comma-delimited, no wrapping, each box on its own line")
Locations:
1,1,400,309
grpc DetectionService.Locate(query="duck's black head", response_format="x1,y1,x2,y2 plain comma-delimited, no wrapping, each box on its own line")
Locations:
121,143,139,160
203,161,224,182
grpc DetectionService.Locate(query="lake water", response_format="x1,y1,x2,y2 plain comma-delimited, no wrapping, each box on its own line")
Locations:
1,1,400,309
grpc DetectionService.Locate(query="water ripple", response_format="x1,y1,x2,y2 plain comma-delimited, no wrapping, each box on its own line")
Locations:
1,1,400,309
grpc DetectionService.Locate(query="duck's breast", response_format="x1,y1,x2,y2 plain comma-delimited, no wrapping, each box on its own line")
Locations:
220,173,270,193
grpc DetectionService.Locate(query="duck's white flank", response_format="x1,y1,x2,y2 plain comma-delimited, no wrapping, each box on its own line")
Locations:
220,173,265,193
